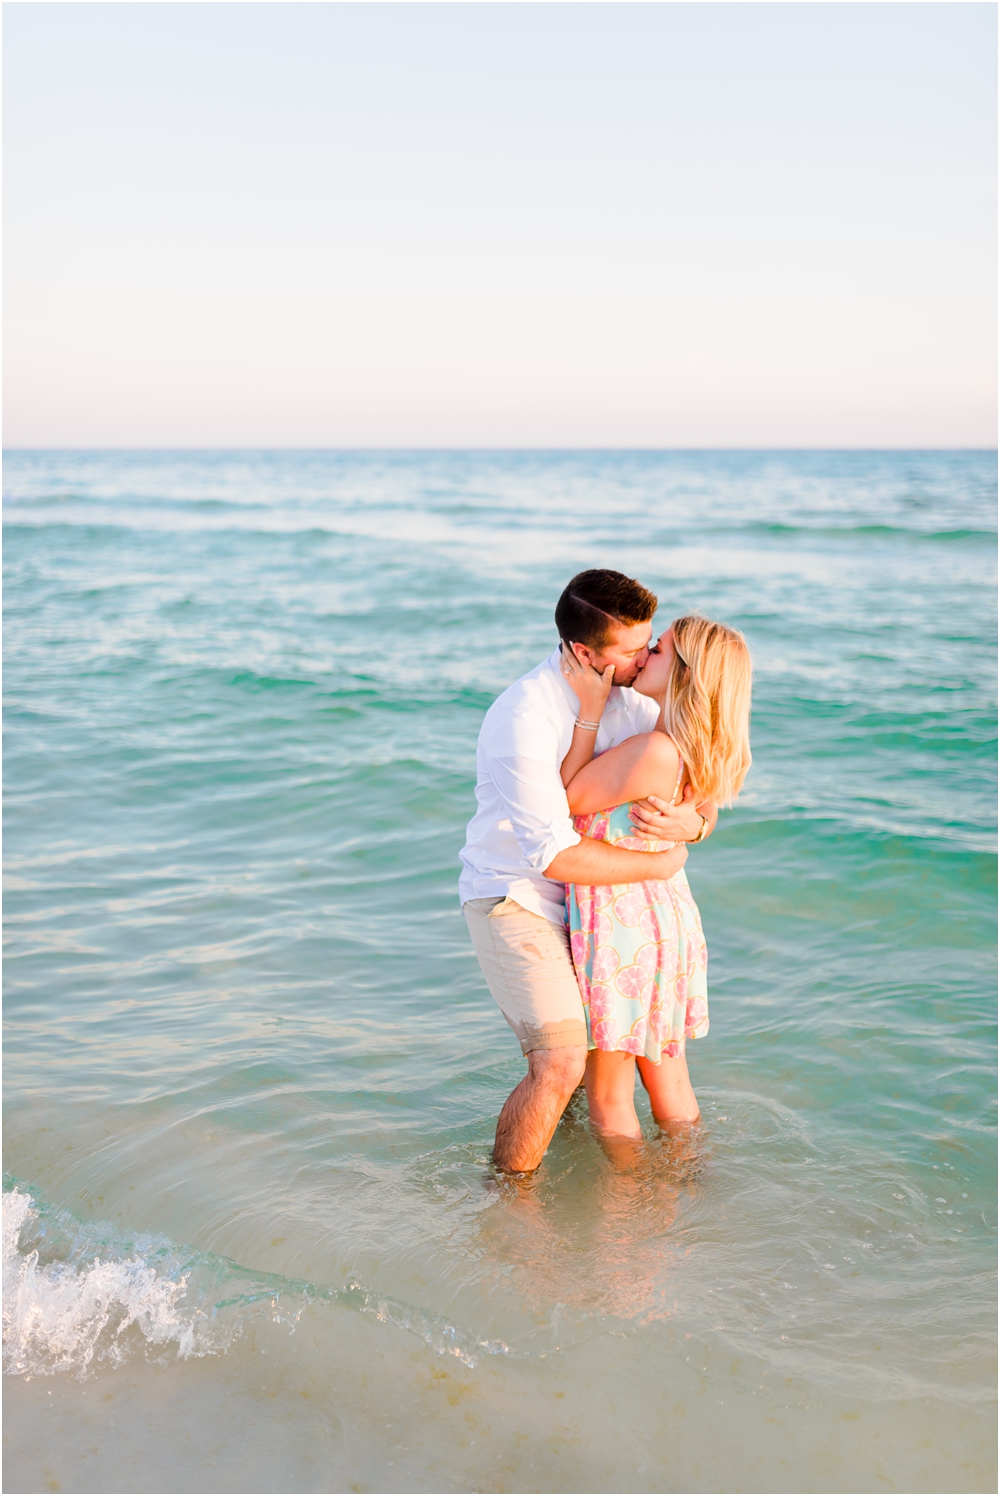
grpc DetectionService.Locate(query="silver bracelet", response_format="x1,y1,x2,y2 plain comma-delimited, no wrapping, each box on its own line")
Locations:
574,719,601,731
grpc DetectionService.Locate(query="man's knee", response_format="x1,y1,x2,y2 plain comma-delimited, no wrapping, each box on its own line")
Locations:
528,1044,587,1095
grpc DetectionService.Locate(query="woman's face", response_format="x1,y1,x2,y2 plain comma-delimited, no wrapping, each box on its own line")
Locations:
633,626,676,698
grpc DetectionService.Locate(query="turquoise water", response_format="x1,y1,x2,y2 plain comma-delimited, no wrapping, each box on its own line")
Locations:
3,449,996,1493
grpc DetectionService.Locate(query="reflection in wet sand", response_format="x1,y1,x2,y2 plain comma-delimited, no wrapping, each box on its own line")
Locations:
476,1115,710,1329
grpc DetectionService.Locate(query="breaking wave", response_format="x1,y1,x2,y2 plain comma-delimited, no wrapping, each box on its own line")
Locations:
2,1182,514,1378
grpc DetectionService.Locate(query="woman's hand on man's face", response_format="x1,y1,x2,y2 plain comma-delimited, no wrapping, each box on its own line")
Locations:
559,642,615,718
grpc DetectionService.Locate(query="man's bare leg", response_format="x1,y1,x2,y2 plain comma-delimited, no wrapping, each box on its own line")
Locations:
636,1052,700,1124
493,1045,587,1172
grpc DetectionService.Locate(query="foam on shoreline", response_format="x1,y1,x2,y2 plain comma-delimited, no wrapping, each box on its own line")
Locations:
3,1182,517,1377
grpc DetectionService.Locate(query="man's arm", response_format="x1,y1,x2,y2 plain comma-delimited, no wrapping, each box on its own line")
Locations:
544,837,688,886
490,746,688,888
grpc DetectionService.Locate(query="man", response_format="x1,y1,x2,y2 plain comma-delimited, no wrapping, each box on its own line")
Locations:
460,569,717,1173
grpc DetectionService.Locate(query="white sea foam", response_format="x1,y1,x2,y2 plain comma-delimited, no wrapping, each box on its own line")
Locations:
2,1188,219,1376
2,1186,514,1378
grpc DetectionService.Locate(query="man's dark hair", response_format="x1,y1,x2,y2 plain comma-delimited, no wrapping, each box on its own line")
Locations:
554,570,658,651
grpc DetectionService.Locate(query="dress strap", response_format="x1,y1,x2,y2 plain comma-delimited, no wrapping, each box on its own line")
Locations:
663,734,684,805
672,753,684,806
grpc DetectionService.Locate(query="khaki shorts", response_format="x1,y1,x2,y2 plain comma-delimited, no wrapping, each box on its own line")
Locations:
463,896,588,1055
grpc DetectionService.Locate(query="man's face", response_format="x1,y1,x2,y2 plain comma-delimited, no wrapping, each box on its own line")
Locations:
572,620,653,687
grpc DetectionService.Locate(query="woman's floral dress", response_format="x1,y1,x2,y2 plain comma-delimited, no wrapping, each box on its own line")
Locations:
566,756,709,1062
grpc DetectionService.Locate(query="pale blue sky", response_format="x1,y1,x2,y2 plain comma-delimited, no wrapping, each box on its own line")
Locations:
4,2,996,447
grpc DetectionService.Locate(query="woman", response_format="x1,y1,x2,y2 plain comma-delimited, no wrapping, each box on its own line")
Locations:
559,615,752,1141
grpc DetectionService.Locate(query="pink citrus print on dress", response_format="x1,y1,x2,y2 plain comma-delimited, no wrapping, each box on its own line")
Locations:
611,890,646,927
591,946,619,983
615,964,653,1001
565,748,710,1064
593,909,614,944
588,984,615,1022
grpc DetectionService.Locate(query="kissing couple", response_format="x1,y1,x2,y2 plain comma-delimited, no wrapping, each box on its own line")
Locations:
460,569,752,1172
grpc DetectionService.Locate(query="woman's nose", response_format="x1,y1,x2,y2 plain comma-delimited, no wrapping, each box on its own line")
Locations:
636,647,650,669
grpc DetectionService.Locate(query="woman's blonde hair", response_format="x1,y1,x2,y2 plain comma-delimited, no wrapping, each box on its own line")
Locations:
663,615,752,806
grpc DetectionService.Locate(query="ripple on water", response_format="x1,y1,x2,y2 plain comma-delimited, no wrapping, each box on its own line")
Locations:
3,450,996,1489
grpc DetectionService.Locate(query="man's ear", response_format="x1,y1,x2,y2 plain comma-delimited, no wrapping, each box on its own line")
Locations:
571,641,595,667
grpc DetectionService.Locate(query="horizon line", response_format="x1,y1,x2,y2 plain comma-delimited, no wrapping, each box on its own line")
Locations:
4,445,997,455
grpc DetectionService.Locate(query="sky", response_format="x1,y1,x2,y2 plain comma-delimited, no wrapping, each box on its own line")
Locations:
3,1,996,449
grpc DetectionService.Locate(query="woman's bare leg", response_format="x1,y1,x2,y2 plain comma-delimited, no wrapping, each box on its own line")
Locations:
585,1049,642,1140
636,1051,700,1124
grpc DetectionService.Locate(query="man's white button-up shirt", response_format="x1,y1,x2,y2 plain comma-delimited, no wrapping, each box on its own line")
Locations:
459,648,659,925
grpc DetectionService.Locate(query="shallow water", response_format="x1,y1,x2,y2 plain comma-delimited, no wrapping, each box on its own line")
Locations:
3,449,996,1493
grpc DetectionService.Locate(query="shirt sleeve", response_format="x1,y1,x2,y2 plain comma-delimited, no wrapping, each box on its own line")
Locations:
491,753,582,872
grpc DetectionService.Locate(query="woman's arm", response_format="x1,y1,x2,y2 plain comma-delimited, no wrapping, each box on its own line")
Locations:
560,721,603,789
558,645,615,788
566,732,681,815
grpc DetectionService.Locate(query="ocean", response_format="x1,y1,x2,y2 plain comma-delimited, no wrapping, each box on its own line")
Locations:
3,449,996,1494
